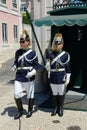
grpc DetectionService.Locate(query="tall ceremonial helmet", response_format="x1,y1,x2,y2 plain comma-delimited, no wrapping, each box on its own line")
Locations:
20,30,30,43
51,33,64,50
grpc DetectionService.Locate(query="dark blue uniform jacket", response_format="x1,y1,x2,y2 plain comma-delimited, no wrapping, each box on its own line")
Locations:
49,50,71,84
14,48,38,82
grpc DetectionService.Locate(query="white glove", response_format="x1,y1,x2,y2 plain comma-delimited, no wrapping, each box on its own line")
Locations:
45,60,50,71
65,73,71,87
65,80,69,87
26,69,36,78
11,64,16,72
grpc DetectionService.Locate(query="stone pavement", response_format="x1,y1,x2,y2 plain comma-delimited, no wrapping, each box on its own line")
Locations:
0,50,87,130
0,81,87,130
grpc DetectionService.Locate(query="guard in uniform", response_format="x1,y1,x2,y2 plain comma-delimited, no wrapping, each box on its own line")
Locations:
45,33,71,117
12,33,38,119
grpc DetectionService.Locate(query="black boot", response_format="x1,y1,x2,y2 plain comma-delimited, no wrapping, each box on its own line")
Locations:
51,95,58,116
58,95,65,117
14,98,24,120
26,98,34,118
58,107,63,117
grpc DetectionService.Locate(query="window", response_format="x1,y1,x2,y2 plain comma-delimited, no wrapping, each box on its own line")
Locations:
2,23,8,43
13,25,18,43
1,0,6,4
12,0,17,8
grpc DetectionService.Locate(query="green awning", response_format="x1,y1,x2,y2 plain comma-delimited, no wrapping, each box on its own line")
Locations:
34,14,87,27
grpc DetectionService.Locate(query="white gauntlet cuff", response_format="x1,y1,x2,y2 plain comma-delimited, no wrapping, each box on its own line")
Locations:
65,73,71,87
26,69,36,78
11,64,16,71
45,60,50,71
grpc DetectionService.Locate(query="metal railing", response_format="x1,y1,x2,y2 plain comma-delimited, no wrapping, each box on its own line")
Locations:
53,0,87,9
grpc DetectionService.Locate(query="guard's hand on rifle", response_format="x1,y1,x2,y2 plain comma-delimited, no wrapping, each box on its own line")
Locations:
65,80,69,87
45,60,50,71
11,64,16,72
45,60,51,78
65,73,71,87
26,69,36,78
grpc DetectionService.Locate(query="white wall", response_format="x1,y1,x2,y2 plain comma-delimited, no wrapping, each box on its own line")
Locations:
31,0,53,65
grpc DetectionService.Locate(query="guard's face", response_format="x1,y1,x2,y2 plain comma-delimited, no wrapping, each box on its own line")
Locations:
20,40,29,50
54,43,63,51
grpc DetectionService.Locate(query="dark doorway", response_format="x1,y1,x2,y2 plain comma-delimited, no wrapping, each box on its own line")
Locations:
51,25,87,92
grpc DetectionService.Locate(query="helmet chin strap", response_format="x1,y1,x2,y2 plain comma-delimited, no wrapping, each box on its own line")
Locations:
55,49,62,52
22,46,29,50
